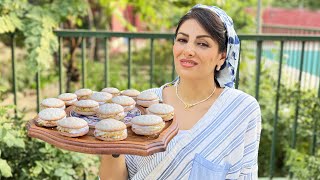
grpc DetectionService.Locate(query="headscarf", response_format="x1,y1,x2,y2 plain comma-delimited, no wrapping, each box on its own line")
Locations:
173,4,240,88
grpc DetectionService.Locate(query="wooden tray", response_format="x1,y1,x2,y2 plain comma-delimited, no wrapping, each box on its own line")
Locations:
26,105,179,156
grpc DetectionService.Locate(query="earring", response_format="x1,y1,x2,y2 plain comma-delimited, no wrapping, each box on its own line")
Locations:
216,65,221,71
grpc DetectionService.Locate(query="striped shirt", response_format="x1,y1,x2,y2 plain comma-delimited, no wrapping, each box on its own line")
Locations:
126,85,261,180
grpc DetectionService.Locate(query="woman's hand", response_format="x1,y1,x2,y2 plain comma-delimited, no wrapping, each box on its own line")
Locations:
99,155,128,180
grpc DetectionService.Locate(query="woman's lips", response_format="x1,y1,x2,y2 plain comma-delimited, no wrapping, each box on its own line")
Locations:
179,59,198,68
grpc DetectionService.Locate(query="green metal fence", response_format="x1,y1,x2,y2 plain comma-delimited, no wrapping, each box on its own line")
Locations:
54,30,176,91
5,30,320,178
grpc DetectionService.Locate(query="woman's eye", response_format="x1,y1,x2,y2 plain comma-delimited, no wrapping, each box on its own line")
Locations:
198,43,209,47
176,38,187,43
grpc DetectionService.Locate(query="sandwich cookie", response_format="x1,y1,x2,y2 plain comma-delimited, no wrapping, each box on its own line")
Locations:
136,91,159,108
58,93,77,106
41,98,65,110
57,117,89,137
73,100,99,116
147,103,174,121
111,95,136,112
89,92,112,105
131,115,165,136
94,119,127,141
101,87,120,97
36,108,66,127
96,103,125,121
121,89,140,101
75,88,93,100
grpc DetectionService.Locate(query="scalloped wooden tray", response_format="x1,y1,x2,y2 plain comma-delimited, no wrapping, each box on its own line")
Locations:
26,106,179,156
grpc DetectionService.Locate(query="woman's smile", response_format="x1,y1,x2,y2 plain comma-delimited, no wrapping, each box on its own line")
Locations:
179,59,199,68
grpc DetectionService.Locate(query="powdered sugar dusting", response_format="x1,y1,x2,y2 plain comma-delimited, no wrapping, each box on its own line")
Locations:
41,98,65,107
38,108,66,120
97,103,124,114
137,91,159,100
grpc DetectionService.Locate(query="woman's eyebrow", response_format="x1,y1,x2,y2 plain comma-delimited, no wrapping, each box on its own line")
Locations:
177,32,188,37
177,32,213,40
196,35,213,40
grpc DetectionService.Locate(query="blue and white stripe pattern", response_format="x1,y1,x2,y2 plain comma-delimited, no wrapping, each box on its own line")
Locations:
125,85,261,179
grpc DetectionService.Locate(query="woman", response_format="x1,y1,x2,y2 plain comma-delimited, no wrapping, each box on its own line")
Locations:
99,4,261,180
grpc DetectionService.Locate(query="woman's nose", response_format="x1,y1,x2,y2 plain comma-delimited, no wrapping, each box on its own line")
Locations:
183,44,195,58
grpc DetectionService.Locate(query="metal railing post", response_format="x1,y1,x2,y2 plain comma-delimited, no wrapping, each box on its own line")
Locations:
291,41,305,149
104,37,109,87
10,33,17,118
81,37,86,88
235,40,241,89
150,38,155,88
255,40,263,101
127,38,132,89
311,71,320,155
59,37,63,94
36,68,40,113
270,41,284,178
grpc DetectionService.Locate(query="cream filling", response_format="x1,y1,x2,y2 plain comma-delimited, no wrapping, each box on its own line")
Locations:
110,93,120,97
78,95,90,100
99,112,125,120
123,104,135,111
57,126,89,134
151,112,174,119
94,129,127,139
127,95,137,98
132,122,165,132
41,105,65,110
36,116,66,126
137,99,159,103
75,106,98,112
36,119,56,126
65,99,77,105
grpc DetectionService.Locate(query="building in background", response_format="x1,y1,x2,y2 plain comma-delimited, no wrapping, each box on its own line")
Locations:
111,5,142,32
262,7,320,35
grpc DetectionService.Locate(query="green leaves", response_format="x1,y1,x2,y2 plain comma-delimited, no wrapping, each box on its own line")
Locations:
0,0,88,73
0,104,99,179
0,0,26,33
0,159,12,177
286,149,320,179
237,43,320,176
32,163,43,176
0,14,21,33
21,6,59,72
54,165,76,179
271,0,320,10
0,113,25,149
2,131,25,148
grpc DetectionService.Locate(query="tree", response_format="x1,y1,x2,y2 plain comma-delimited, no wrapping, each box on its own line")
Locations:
270,0,320,10
1,0,257,92
0,0,89,93
128,0,256,33
0,0,88,70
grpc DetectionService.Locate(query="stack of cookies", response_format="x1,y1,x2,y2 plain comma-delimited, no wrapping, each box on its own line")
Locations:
96,103,125,120
35,87,175,141
94,119,127,141
57,117,89,137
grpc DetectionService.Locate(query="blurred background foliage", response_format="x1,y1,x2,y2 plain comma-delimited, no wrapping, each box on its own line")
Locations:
0,94,99,179
0,0,319,179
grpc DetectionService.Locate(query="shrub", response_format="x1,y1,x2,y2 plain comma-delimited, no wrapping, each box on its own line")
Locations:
0,86,99,179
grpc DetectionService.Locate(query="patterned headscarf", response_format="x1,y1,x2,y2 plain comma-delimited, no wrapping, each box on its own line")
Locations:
173,4,240,88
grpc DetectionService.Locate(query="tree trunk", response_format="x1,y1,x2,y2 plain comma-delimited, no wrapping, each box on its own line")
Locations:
66,37,81,92
87,0,96,61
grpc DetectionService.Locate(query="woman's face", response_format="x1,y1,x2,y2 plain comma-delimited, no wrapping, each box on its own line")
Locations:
173,19,226,80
